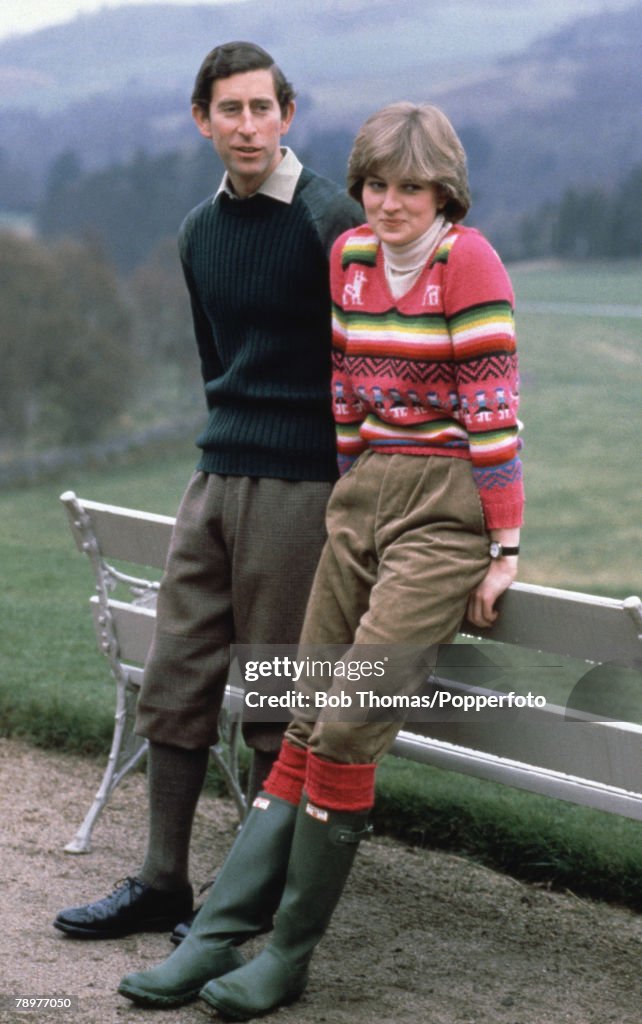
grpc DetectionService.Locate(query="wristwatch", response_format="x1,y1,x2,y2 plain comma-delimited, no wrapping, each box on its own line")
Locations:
489,541,520,559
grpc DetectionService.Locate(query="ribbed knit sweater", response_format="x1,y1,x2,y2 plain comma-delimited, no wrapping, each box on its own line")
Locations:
331,224,524,528
179,167,362,481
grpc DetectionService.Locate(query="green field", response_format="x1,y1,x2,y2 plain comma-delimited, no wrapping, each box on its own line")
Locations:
508,260,641,595
0,261,640,908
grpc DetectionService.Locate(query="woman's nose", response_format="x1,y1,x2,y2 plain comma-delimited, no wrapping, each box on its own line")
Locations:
382,188,400,210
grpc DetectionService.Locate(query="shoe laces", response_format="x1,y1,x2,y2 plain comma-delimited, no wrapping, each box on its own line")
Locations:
111,876,144,896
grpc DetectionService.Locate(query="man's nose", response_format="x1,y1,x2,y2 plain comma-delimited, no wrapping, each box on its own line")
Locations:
238,108,257,134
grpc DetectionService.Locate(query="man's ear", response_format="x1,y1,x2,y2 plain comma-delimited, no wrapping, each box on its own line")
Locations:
192,103,213,139
280,100,296,137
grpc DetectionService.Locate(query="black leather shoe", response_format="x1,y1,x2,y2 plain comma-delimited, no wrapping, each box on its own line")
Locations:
169,910,197,946
53,877,193,939
169,881,276,947
169,876,215,945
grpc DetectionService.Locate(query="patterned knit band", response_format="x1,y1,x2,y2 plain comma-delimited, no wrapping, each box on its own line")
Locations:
305,752,376,812
263,739,308,806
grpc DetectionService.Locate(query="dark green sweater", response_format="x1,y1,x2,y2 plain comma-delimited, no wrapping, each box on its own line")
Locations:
179,167,362,481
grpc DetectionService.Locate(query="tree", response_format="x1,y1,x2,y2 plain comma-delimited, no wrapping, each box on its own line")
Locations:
0,145,37,210
45,149,83,194
37,146,221,272
0,233,137,446
0,233,64,440
611,164,642,257
43,239,138,441
543,185,602,259
128,236,201,408
515,161,642,261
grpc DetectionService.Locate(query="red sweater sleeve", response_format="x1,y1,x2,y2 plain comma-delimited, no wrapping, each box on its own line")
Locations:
443,230,524,528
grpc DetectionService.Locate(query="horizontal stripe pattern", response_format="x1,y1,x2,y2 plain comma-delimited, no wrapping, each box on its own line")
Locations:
340,232,379,268
333,306,453,361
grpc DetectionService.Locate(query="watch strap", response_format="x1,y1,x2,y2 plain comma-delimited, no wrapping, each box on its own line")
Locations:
490,542,520,558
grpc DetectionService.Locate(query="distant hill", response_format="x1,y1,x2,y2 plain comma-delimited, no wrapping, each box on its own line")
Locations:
1,0,641,245
0,0,604,114
434,3,642,236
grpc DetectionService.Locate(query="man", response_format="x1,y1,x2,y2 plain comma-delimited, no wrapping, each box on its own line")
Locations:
53,40,362,941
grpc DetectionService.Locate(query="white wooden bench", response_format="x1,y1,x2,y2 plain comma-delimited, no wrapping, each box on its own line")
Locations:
60,490,642,852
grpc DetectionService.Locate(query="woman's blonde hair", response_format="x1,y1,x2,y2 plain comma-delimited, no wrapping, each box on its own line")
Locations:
347,102,471,222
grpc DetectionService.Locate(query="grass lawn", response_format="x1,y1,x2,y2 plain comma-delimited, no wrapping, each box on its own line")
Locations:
508,261,641,595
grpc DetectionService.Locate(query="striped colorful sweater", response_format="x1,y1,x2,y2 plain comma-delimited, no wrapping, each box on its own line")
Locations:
330,223,524,529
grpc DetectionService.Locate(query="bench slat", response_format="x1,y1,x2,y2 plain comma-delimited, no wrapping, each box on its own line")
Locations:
391,732,642,821
90,597,156,665
61,492,174,569
413,715,642,795
467,583,642,666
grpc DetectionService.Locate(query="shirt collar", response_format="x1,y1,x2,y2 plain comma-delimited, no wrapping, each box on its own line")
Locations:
215,147,303,205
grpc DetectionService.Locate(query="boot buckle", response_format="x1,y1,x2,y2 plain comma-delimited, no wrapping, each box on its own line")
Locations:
331,824,373,845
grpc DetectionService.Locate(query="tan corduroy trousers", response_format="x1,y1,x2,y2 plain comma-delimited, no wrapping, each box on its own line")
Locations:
285,452,491,763
136,471,332,752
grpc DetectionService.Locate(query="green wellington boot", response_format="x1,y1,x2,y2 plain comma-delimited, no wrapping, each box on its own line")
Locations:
199,795,372,1020
118,793,298,1009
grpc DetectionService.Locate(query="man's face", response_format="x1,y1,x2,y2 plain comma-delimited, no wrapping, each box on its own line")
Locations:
192,69,295,197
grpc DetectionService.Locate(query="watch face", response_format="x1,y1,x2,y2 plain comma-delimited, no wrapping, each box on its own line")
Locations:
489,542,501,558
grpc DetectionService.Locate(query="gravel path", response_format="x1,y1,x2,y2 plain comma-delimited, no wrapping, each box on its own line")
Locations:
1,737,640,1024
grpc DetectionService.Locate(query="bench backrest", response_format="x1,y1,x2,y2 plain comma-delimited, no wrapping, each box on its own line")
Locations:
61,491,642,821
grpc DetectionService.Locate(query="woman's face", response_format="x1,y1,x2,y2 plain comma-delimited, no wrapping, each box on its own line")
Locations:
362,173,442,248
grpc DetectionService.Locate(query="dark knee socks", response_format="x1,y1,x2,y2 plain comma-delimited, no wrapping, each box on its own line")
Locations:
140,741,209,891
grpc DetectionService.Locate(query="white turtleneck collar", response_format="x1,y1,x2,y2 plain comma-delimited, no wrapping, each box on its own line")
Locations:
382,214,452,298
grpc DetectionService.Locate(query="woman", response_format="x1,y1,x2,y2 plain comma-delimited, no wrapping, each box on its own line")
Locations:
118,102,524,1019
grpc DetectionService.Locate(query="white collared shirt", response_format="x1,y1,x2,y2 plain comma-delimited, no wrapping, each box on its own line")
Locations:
215,147,303,206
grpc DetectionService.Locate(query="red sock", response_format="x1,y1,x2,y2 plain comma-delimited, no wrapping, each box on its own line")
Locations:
263,740,308,806
306,753,375,812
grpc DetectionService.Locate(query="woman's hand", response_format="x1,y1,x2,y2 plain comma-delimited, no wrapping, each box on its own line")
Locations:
466,556,518,629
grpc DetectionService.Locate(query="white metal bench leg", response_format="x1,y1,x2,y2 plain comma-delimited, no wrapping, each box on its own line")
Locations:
65,684,247,852
65,676,147,853
209,707,247,822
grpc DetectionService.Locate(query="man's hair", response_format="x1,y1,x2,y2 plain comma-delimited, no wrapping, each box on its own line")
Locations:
191,41,296,116
347,102,471,223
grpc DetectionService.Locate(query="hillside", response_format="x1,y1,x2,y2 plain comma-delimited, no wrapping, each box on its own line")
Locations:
0,0,606,113
434,3,642,233
0,1,640,241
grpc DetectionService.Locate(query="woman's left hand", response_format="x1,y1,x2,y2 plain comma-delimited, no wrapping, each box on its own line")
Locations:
466,557,518,629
